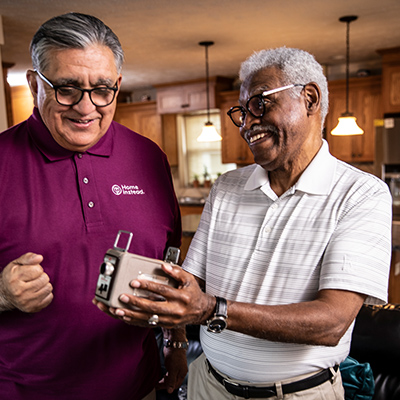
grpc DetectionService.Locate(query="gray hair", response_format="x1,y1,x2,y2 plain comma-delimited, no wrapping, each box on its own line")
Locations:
30,12,124,74
239,47,329,125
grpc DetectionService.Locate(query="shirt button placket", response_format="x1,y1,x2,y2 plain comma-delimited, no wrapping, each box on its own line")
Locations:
264,202,278,234
74,152,101,226
82,176,92,207
264,225,272,233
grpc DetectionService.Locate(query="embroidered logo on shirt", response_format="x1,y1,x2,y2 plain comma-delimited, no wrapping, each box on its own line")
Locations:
112,184,145,196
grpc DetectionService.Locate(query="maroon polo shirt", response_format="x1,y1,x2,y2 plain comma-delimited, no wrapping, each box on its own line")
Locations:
0,108,181,399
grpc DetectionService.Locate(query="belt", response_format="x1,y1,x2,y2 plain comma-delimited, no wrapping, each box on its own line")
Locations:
206,359,338,399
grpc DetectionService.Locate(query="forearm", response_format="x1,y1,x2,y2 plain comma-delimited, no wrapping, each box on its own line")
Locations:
112,264,367,346
0,272,14,312
227,300,335,345
225,290,366,347
162,326,187,343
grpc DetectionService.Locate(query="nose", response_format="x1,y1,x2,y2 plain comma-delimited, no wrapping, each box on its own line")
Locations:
72,91,97,114
241,111,262,130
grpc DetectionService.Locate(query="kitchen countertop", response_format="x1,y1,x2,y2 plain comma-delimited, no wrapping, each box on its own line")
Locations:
178,197,206,206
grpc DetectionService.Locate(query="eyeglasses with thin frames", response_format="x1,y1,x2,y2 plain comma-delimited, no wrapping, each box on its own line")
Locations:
227,84,305,127
35,69,119,107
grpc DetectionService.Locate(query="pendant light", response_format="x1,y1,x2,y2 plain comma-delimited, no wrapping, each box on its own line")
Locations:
331,16,364,136
197,41,222,142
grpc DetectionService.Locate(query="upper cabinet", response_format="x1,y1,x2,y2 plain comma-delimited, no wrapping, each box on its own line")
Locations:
377,47,400,115
114,101,162,147
219,90,253,165
325,76,382,163
156,77,233,114
113,101,178,166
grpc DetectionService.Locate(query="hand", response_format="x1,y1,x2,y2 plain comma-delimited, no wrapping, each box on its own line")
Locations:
157,347,188,393
92,298,123,321
104,264,215,329
0,253,53,313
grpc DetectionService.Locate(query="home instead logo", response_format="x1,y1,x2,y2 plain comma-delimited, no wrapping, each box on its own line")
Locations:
112,184,145,196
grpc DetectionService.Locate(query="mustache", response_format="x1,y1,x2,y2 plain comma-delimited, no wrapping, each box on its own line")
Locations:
244,124,279,140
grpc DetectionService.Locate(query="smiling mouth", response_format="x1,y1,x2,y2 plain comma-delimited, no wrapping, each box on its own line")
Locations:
249,133,267,143
245,124,279,145
69,118,94,125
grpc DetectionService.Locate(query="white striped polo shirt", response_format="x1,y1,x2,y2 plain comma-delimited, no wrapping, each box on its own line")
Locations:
182,140,392,382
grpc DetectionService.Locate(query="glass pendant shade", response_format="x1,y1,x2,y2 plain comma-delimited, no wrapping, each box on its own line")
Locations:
197,121,222,142
331,114,364,136
331,16,364,137
197,41,222,142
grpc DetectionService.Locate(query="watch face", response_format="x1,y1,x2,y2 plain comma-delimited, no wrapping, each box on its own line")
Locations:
207,316,227,333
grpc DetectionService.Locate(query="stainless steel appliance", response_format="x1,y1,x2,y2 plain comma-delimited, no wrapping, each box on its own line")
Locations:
375,115,400,215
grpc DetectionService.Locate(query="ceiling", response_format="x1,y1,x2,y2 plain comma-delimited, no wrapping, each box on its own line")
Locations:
1,0,400,93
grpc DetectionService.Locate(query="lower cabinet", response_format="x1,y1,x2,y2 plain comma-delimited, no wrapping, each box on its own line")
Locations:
180,212,202,261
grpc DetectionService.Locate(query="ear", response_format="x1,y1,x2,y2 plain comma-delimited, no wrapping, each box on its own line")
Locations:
113,74,122,95
117,74,122,90
303,82,321,116
26,70,39,107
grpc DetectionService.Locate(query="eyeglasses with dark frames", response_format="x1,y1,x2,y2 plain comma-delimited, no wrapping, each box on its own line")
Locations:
35,69,119,107
227,84,305,127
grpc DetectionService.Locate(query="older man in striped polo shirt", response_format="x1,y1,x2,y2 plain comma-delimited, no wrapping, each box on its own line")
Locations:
112,47,392,400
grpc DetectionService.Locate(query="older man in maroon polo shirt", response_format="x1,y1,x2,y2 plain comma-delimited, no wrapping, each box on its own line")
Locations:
0,12,185,400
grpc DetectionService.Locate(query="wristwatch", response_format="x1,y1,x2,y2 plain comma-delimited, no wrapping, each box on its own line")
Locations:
164,339,189,349
206,296,228,333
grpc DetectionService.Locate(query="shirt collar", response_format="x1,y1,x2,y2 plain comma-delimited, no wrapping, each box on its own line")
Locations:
27,107,114,162
244,139,337,195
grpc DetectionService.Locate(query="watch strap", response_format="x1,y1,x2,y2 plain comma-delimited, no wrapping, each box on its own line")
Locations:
206,296,228,333
164,339,189,349
215,296,227,318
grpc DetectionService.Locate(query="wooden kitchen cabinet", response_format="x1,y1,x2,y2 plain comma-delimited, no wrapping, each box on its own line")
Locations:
160,113,178,166
156,77,233,114
157,81,208,114
377,47,400,115
219,90,254,165
2,62,14,128
113,101,178,166
325,76,382,163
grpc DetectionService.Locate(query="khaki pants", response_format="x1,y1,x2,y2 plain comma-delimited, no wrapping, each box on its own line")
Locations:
188,353,344,400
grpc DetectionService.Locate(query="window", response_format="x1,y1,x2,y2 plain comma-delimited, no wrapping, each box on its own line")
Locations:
177,111,236,187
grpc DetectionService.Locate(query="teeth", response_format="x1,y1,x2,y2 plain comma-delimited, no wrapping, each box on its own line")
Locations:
249,133,266,143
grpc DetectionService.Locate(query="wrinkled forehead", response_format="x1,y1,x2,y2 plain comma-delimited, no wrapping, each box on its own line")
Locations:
239,66,284,104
